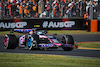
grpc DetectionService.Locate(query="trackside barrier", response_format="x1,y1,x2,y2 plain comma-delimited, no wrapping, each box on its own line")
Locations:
90,20,98,32
0,18,85,31
98,20,100,31
0,19,100,31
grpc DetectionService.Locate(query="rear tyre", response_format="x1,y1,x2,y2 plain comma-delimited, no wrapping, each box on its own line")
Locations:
4,34,17,49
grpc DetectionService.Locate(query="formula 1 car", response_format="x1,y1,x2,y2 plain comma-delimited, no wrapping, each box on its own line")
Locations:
4,29,78,51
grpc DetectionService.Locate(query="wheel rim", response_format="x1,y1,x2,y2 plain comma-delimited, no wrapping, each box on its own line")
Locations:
28,37,31,48
4,37,9,49
4,38,7,46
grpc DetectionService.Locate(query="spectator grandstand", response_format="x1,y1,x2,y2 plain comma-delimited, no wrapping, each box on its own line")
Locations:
0,0,99,19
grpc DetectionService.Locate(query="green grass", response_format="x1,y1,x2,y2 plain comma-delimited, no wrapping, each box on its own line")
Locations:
78,42,100,48
47,30,100,35
0,53,100,67
0,30,100,35
0,31,25,35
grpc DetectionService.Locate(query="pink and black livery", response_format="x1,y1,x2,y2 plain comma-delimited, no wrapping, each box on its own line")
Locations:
4,28,78,51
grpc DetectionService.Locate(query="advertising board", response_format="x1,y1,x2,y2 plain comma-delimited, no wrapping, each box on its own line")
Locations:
0,18,85,31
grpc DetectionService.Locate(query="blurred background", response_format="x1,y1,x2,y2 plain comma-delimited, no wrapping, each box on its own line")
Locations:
0,0,100,19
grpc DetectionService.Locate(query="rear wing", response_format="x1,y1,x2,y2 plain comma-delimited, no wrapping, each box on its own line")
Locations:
14,28,38,33
13,28,47,34
14,29,32,33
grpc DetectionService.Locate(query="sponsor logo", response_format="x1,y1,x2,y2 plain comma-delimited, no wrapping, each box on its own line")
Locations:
42,21,75,28
0,22,27,28
34,25,40,27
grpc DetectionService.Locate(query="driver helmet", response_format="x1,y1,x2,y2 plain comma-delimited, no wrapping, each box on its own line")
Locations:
37,32,43,35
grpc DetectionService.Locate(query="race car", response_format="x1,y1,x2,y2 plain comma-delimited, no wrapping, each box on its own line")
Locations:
4,29,78,51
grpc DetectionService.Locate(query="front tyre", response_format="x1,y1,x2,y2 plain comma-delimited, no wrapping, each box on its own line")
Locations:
62,35,74,51
75,41,78,48
4,34,17,49
62,35,74,45
63,47,73,51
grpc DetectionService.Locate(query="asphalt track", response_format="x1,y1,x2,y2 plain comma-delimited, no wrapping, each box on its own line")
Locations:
0,34,100,58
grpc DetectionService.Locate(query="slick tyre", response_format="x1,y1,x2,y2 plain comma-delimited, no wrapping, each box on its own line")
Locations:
66,35,74,45
62,35,74,45
4,34,17,49
63,47,73,51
